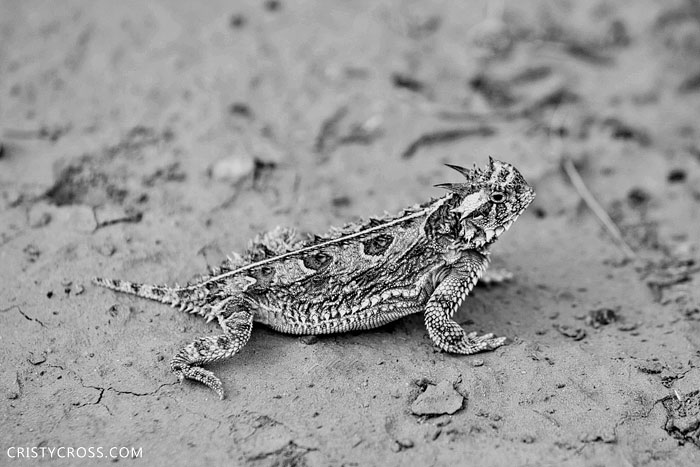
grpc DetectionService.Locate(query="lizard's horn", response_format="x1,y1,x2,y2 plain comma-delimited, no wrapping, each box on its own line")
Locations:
444,163,473,179
434,183,464,193
488,156,496,171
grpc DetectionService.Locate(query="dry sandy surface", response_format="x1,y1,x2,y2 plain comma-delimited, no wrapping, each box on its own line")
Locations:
2,0,700,465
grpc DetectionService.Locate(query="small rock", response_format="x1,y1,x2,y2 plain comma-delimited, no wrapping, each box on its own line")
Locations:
579,432,616,444
637,360,664,374
96,242,116,257
660,370,681,388
28,205,52,228
667,169,686,183
2,188,23,208
107,305,120,317
300,335,319,345
28,352,46,365
23,244,41,262
586,307,619,328
668,414,700,434
229,102,252,117
472,358,484,367
627,187,650,207
209,155,255,183
94,206,142,227
553,324,586,341
332,196,351,208
396,438,414,450
617,322,639,332
411,380,464,416
661,390,700,448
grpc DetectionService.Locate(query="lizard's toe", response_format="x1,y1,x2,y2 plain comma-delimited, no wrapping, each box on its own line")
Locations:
442,332,507,354
469,334,507,351
170,359,225,398
469,332,496,342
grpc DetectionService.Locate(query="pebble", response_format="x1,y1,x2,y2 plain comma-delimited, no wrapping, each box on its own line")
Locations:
411,380,464,416
396,438,414,449
28,205,52,228
617,322,639,332
209,155,255,183
553,324,586,341
299,335,319,345
96,242,116,257
586,307,618,328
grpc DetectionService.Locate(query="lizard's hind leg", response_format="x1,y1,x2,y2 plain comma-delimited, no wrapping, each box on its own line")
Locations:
170,301,253,399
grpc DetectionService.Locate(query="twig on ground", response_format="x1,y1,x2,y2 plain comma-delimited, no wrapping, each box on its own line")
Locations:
400,127,495,159
561,157,636,260
93,209,143,231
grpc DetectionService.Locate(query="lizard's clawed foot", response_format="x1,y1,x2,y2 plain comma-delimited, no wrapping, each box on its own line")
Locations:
171,360,225,399
465,331,507,350
432,321,507,354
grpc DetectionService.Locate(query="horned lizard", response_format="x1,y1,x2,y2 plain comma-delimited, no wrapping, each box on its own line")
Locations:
94,158,535,398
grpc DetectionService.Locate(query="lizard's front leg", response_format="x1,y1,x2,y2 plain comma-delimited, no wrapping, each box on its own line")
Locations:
424,261,506,354
170,300,253,399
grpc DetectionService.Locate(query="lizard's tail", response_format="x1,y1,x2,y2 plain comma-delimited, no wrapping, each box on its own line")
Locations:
92,277,200,313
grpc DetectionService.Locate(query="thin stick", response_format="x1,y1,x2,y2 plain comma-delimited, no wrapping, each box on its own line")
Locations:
400,127,495,159
561,158,636,260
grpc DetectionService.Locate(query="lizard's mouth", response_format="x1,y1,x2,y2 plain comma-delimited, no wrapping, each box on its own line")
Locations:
485,218,516,243
463,217,517,248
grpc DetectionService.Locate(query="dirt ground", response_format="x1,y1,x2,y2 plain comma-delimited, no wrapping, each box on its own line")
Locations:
1,0,700,465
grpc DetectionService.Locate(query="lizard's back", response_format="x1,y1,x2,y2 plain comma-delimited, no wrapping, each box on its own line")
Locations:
206,199,453,334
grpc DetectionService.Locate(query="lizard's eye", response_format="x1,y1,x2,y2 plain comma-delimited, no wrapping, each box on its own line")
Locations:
490,191,506,203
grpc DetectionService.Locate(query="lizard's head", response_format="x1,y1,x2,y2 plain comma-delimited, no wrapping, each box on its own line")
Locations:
437,157,535,249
